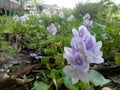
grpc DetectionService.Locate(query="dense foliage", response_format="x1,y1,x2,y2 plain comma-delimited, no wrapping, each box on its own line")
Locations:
0,0,120,90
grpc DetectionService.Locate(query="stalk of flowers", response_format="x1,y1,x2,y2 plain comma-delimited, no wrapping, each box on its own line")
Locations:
83,13,93,30
63,25,104,84
47,23,57,35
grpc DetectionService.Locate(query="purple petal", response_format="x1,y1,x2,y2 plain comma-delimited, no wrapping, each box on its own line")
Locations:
74,53,84,66
35,56,43,59
78,25,90,40
86,41,104,64
83,13,91,20
30,53,37,57
63,47,74,64
72,28,78,36
85,35,96,51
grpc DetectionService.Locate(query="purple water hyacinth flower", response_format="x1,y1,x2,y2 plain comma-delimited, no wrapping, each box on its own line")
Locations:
35,56,43,59
20,16,25,22
71,37,83,50
71,25,90,50
83,19,90,26
83,13,93,30
46,11,51,18
88,20,93,30
63,24,104,84
67,15,74,21
13,15,19,21
83,20,93,30
72,25,90,40
63,47,75,64
78,25,90,40
63,46,81,64
83,13,91,20
59,11,64,18
30,53,37,57
29,10,34,15
20,14,29,22
84,35,96,51
30,53,43,59
86,41,104,64
47,23,57,35
63,47,89,84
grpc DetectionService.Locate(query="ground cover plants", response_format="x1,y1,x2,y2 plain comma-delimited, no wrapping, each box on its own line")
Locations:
0,0,120,90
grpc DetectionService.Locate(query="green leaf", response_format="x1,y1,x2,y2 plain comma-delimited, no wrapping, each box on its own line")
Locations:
50,69,60,79
63,75,79,90
55,55,64,64
41,57,49,64
31,81,50,90
50,69,63,89
114,55,120,65
76,82,94,90
89,70,111,86
44,48,55,55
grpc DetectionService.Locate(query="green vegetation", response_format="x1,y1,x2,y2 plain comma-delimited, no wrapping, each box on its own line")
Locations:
0,0,120,89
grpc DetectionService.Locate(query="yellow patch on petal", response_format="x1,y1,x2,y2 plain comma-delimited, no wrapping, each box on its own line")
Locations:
79,32,83,36
77,59,81,64
88,43,91,48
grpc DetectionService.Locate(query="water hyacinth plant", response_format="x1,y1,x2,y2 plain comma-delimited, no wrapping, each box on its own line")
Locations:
47,23,57,35
63,25,104,84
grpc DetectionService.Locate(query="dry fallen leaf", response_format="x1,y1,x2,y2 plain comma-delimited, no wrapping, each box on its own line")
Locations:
10,64,40,78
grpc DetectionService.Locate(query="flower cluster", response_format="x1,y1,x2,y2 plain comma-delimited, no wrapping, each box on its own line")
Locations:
20,14,29,22
45,10,64,18
63,25,104,84
47,23,57,35
13,14,29,22
83,13,93,30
